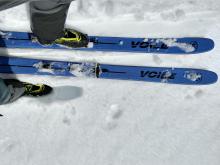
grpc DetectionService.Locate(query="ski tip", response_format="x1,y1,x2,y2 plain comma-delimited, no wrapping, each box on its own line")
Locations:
159,37,215,54
191,69,218,85
190,37,215,54
204,37,215,51
207,70,218,85
165,69,218,85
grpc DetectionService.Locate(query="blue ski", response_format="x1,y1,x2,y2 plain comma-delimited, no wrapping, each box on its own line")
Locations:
0,31,214,54
0,56,217,85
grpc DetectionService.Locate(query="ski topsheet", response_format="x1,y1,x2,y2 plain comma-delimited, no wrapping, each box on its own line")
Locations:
0,56,217,85
0,31,214,54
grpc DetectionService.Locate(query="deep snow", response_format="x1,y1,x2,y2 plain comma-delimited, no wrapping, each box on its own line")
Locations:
0,0,220,165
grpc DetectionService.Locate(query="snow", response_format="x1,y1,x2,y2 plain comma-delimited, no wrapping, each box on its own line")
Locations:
158,38,195,53
68,62,96,77
0,0,220,165
33,62,57,74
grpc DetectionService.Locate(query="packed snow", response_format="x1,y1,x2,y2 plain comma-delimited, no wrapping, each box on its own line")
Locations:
158,38,195,53
0,0,220,165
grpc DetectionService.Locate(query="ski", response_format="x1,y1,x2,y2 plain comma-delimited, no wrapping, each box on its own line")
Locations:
0,31,214,54
0,56,217,85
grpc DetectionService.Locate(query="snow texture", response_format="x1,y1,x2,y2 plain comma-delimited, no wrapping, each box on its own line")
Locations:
33,62,58,74
0,0,220,165
158,38,195,52
69,62,97,77
184,71,202,82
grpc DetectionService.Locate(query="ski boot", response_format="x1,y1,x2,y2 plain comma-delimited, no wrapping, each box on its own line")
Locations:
23,83,53,97
54,29,89,48
4,79,53,97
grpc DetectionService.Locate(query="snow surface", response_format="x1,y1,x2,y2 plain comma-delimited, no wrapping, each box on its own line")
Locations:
0,0,220,165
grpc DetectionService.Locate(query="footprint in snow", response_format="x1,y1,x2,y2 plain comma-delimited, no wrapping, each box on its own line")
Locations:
184,89,204,100
62,105,76,126
108,104,123,119
194,90,204,98
152,55,162,65
0,138,18,153
104,104,123,130
160,9,185,21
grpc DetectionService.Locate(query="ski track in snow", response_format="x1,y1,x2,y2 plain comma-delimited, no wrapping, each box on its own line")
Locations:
0,0,220,165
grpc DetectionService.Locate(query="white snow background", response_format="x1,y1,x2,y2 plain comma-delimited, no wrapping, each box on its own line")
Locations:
0,0,220,165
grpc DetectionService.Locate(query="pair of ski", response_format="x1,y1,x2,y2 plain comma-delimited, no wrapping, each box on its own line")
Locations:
0,31,217,85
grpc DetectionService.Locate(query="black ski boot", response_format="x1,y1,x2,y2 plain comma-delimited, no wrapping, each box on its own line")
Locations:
4,79,53,97
23,83,53,97
54,29,89,48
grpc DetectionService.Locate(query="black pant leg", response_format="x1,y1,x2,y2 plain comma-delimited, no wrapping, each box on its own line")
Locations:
30,1,73,44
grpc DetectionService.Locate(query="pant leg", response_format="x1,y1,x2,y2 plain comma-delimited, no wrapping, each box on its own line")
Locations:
0,78,11,105
7,85,25,103
30,0,74,44
0,0,29,11
0,78,25,105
